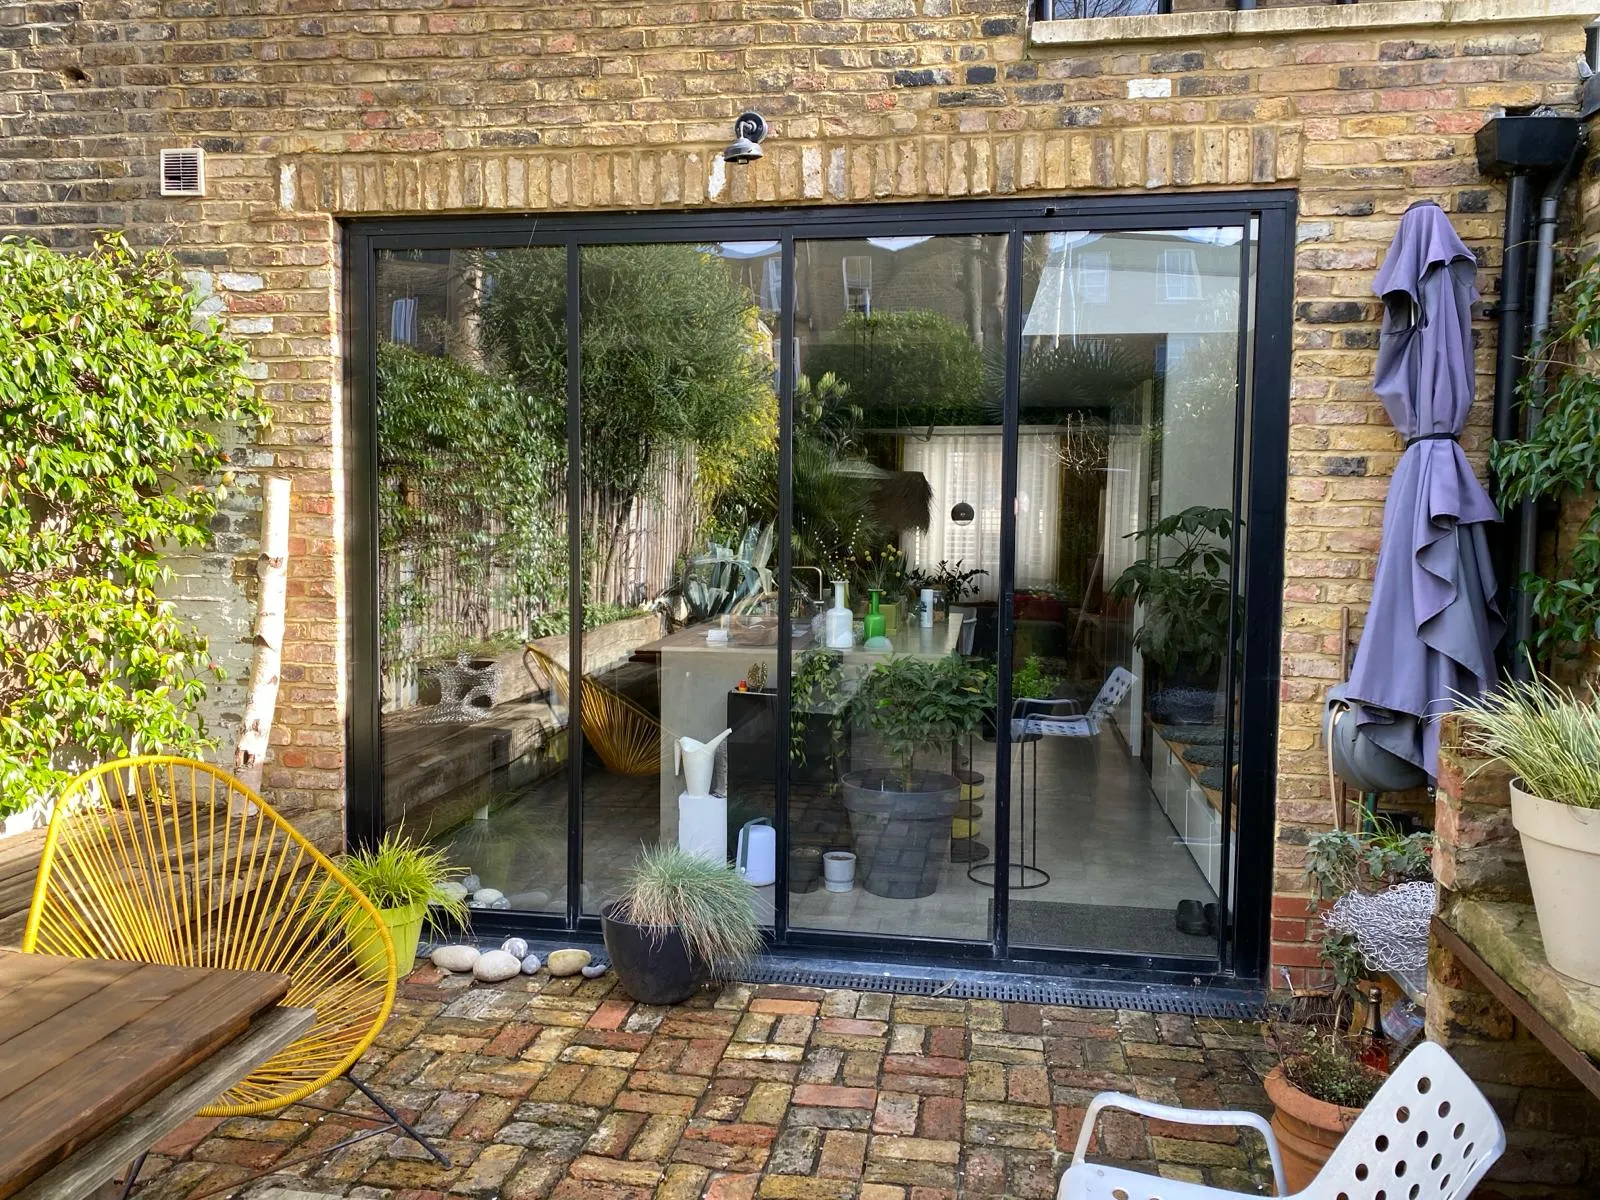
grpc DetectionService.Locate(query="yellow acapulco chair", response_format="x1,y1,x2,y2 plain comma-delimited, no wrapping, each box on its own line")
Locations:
524,642,660,776
22,756,448,1193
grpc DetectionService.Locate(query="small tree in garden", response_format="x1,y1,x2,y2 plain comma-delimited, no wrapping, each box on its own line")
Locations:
0,235,268,817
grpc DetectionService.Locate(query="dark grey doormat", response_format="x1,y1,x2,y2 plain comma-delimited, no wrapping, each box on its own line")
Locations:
1000,898,1215,958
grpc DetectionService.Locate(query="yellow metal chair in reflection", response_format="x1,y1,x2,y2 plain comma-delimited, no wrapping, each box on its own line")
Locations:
524,642,661,776
23,756,449,1195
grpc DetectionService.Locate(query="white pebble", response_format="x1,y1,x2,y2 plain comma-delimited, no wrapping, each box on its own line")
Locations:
472,887,505,906
580,962,608,979
501,937,529,959
462,874,481,892
546,948,591,977
438,881,468,903
472,950,521,983
430,944,480,973
520,954,542,975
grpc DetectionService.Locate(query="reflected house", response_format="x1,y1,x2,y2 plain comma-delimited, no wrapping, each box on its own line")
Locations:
13,0,1590,1001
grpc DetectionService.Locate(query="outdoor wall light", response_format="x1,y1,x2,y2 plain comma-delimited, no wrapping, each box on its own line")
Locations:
951,502,975,526
723,112,768,164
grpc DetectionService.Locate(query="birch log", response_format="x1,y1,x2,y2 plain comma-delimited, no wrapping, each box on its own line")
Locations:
235,476,291,796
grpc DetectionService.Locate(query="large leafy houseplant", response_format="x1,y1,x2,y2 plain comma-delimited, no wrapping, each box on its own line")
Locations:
1107,505,1234,678
851,655,987,791
0,235,268,818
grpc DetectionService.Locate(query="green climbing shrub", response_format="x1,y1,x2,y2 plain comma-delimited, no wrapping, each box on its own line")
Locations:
0,235,268,817
803,310,984,428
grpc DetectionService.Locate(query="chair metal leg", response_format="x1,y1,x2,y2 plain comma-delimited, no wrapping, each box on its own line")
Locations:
182,1072,451,1199
116,1151,148,1200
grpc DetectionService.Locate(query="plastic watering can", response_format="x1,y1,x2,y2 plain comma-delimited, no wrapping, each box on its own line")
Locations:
675,728,731,797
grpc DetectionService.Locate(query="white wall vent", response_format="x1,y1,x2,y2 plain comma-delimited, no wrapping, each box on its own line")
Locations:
159,148,205,197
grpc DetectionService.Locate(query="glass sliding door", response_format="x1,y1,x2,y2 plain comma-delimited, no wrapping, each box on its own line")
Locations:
576,241,783,919
786,233,1007,943
372,245,571,916
1004,227,1253,957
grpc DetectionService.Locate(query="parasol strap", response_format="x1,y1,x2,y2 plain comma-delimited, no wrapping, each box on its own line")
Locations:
1404,431,1459,447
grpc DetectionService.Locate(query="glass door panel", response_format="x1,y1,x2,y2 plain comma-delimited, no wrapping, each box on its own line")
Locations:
787,233,1008,942
577,242,783,920
373,245,571,916
1005,227,1251,958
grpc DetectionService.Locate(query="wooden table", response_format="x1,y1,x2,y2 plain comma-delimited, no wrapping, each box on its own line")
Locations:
0,951,314,1200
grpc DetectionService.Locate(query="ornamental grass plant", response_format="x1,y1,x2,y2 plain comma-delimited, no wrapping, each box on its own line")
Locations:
329,834,471,932
615,844,763,973
1457,676,1600,809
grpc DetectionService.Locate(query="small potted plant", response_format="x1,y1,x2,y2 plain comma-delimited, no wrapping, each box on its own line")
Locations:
1459,676,1600,985
602,844,763,1005
1107,505,1234,725
979,655,1063,740
855,543,908,634
841,655,987,898
329,833,470,979
1263,1026,1386,1191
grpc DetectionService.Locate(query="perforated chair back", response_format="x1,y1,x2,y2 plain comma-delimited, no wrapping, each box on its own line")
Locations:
1086,666,1136,723
23,757,396,1117
1304,1040,1505,1200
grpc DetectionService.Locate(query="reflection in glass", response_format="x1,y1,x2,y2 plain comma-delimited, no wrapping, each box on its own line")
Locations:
1005,228,1251,956
576,243,782,920
787,234,1008,942
373,246,570,915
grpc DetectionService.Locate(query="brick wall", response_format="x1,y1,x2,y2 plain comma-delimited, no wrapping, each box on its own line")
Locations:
1,0,1589,961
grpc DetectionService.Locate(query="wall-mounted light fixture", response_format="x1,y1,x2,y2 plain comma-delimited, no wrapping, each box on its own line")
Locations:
723,112,768,164
951,502,975,526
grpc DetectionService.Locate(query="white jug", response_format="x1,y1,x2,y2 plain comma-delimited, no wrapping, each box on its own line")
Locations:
736,818,776,886
675,728,731,797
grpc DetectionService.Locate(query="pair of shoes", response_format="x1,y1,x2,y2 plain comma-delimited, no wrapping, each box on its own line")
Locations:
1174,899,1218,937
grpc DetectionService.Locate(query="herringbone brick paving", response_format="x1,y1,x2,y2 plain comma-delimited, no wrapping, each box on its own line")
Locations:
131,963,1277,1199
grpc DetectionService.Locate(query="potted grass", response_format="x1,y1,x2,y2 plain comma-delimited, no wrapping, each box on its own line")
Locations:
1459,676,1600,985
842,654,987,899
1263,1027,1386,1191
329,834,470,978
602,845,763,1005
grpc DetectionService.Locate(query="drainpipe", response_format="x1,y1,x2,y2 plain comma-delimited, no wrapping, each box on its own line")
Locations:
1491,172,1531,663
1510,132,1587,680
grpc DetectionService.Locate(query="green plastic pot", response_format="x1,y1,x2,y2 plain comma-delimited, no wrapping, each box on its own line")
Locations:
347,898,425,980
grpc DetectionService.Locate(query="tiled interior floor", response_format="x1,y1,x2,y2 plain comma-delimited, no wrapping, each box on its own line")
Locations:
437,722,1215,960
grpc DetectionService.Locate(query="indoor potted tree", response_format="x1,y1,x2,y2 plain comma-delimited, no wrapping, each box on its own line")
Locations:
1459,676,1600,985
329,833,471,979
602,844,763,1005
841,655,987,899
1107,505,1234,724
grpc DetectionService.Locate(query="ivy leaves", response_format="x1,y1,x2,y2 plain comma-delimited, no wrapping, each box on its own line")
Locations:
0,235,267,816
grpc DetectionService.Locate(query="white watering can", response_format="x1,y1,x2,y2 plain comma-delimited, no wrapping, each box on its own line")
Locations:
675,728,731,798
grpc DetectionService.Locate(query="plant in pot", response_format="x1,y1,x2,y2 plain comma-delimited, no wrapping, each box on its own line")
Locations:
602,844,763,1005
979,655,1063,740
1262,1024,1387,1192
1107,505,1234,725
842,655,987,898
327,834,471,979
1459,675,1600,985
855,543,909,635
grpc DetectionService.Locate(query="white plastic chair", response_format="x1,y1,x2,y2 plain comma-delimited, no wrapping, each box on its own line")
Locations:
1013,666,1135,740
1058,1041,1505,1199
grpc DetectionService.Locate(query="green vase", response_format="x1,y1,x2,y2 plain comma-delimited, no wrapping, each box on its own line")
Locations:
864,589,886,641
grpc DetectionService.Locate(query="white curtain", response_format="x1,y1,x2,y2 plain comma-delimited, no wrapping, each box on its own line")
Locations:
901,430,1060,600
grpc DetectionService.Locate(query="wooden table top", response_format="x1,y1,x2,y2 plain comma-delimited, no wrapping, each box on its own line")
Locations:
0,951,291,1199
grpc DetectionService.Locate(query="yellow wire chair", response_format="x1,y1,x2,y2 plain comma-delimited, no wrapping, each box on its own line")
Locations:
523,643,660,776
22,757,449,1191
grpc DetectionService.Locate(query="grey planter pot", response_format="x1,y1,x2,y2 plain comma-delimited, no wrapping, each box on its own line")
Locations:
840,768,959,899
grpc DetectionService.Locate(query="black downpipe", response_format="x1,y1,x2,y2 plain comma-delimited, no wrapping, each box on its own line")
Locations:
1492,171,1531,674
1509,135,1587,680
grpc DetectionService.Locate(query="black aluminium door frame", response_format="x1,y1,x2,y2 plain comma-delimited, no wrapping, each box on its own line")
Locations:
344,188,1295,984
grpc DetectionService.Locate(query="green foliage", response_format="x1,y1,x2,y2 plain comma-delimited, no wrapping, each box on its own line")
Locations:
852,655,988,789
1492,256,1600,662
617,844,764,972
377,342,566,664
908,559,988,609
791,649,848,774
328,833,470,933
658,524,775,628
477,244,774,597
804,310,983,428
1458,675,1600,808
526,603,641,640
0,235,268,817
1107,505,1234,676
1303,818,1434,903
1276,1027,1385,1109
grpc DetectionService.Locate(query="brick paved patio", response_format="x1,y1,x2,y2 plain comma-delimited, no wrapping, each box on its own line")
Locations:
131,963,1278,1200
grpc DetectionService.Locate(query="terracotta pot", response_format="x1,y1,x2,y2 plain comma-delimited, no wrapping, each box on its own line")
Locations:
1263,1064,1364,1192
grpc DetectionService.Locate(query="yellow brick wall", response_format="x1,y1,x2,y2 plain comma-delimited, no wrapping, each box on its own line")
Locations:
1,0,1588,977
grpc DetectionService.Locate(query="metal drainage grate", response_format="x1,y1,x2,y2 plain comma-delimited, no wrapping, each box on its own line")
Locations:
735,963,1266,1019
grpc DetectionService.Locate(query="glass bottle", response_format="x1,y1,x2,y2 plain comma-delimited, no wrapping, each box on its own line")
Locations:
1357,985,1391,1073
863,588,886,642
